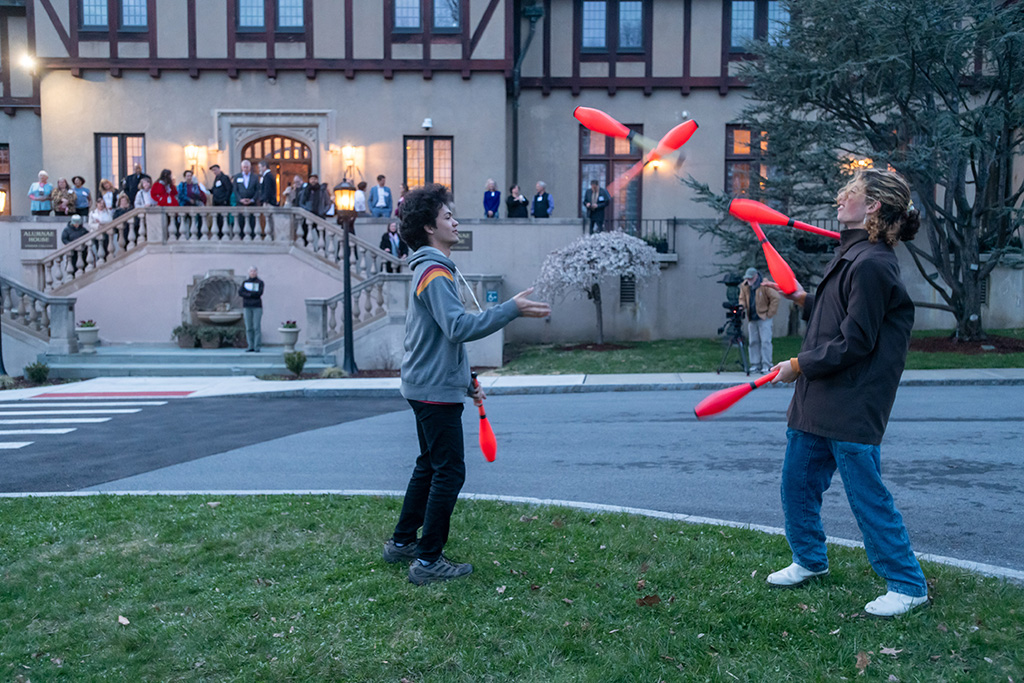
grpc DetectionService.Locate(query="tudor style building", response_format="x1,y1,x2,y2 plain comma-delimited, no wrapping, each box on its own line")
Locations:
1,0,783,221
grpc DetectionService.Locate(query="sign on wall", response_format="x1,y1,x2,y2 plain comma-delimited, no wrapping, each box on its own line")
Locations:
21,229,57,250
451,230,472,251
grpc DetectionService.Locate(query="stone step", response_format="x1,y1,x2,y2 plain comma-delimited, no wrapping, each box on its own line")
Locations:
39,345,337,378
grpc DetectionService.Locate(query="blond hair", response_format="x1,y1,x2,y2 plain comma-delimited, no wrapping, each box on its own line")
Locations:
839,168,920,245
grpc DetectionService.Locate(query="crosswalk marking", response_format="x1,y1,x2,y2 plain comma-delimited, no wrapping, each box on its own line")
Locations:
0,409,142,416
0,428,77,435
0,442,33,449
0,418,112,424
0,402,168,408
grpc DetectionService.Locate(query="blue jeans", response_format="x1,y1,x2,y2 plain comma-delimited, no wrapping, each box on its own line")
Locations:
243,307,262,351
781,428,927,597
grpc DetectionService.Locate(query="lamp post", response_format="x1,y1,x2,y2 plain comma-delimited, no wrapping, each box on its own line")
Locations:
0,189,7,375
333,178,358,375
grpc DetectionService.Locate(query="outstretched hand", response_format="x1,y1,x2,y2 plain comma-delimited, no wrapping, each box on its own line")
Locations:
513,287,552,318
763,279,807,307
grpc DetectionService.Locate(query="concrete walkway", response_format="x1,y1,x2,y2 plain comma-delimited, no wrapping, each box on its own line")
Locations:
3,367,1023,401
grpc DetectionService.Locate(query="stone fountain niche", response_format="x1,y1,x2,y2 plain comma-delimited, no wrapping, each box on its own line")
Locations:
184,270,245,326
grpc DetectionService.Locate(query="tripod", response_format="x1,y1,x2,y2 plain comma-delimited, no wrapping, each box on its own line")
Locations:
716,320,750,375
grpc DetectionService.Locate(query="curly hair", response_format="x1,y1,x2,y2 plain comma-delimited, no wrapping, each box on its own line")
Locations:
840,169,920,246
399,183,453,251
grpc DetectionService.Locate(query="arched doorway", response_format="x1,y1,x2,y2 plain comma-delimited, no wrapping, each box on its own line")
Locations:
240,135,312,204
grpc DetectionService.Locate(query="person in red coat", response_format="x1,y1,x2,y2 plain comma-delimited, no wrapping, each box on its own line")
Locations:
150,169,179,206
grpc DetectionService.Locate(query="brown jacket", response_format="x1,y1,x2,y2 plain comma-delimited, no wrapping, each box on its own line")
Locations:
739,278,781,320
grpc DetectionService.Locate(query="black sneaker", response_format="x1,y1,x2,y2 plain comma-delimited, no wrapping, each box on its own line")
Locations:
407,555,473,585
383,539,420,564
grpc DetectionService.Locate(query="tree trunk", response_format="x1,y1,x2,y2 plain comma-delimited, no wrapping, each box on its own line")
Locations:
590,283,604,345
956,268,985,341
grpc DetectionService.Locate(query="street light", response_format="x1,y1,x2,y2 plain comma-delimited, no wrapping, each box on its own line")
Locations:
333,178,358,375
0,188,6,374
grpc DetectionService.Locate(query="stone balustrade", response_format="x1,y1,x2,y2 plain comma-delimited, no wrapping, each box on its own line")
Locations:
0,275,77,354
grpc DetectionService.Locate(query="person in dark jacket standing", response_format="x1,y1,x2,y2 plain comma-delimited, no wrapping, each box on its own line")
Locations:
238,266,265,352
382,184,550,585
582,179,610,232
257,160,278,207
765,168,927,618
531,180,552,218
234,160,259,235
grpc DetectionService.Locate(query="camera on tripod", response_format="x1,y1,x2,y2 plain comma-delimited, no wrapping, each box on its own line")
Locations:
718,301,745,336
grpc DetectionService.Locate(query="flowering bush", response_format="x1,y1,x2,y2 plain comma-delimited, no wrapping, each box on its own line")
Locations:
281,321,298,329
77,320,97,328
534,231,659,344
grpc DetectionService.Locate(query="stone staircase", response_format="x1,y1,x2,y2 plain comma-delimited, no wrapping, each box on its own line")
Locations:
40,345,337,378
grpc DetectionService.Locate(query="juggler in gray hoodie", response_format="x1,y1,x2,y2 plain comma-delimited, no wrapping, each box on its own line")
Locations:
400,247,520,403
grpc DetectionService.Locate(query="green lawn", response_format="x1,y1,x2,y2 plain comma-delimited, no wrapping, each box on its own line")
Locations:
499,330,1024,375
1,495,1021,681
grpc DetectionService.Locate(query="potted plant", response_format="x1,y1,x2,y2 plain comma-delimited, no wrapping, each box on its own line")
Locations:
172,323,198,348
76,319,100,354
278,320,300,352
642,233,669,254
197,325,222,349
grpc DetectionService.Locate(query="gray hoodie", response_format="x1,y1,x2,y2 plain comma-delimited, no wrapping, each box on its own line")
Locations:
401,247,520,403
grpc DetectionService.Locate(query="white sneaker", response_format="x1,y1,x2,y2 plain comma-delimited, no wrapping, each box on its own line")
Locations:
766,563,829,588
864,591,930,618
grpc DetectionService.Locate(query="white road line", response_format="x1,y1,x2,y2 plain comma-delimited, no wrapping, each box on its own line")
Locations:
0,418,112,424
0,428,76,435
0,409,142,416
0,442,33,449
3,402,168,408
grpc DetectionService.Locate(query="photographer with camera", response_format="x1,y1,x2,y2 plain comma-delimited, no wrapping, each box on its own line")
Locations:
738,267,780,374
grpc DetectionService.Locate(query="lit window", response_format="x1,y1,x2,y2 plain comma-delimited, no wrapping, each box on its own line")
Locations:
434,0,460,30
278,0,304,28
725,125,768,196
404,137,454,194
239,0,265,28
395,0,421,30
121,0,147,28
82,0,107,27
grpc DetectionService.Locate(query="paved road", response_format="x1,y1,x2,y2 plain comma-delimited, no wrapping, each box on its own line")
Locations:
29,384,1016,573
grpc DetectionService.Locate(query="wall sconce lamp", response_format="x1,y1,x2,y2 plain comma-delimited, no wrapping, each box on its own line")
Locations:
184,144,200,170
0,188,7,214
422,118,433,130
342,145,355,177
19,54,38,74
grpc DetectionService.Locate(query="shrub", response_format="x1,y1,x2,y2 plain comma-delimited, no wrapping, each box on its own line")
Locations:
0,374,15,390
284,351,307,377
24,362,50,384
319,366,348,379
197,326,222,342
171,323,198,339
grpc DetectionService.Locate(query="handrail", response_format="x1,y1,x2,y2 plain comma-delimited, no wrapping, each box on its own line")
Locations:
290,209,404,279
0,274,77,353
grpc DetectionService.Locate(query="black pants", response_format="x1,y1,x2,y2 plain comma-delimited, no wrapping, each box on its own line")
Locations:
393,400,466,563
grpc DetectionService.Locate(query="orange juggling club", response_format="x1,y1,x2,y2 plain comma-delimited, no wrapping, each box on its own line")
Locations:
573,106,634,140
694,369,780,420
729,198,840,241
471,372,496,462
607,119,700,193
747,221,799,295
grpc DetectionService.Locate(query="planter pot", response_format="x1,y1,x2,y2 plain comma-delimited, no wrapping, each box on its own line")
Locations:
199,337,220,349
278,327,300,352
176,334,197,349
76,326,100,354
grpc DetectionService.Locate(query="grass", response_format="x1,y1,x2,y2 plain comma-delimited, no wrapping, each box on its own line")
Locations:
499,329,1024,375
1,495,1022,681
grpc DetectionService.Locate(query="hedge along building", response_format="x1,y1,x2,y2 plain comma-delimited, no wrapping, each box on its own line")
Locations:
6,0,1006,369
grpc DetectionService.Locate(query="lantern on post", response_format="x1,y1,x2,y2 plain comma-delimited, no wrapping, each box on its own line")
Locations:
333,178,358,375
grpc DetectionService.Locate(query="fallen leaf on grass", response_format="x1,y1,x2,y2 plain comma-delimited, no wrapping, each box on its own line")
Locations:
401,679,414,683
880,647,903,657
563,598,574,605
636,594,661,607
830,628,841,635
496,586,506,594
206,501,221,509
519,515,538,523
637,579,646,590
937,623,949,633
887,676,900,682
117,615,130,626
551,518,565,528
640,562,650,574
855,651,870,675
530,584,540,591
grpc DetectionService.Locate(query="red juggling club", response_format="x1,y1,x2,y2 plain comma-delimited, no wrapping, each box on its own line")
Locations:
573,106,635,140
729,198,840,241
747,221,799,295
608,119,700,193
471,372,496,462
694,369,780,420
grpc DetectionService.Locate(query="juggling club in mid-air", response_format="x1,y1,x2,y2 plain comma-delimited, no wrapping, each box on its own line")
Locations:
608,119,700,193
746,221,799,295
729,198,840,241
694,369,781,420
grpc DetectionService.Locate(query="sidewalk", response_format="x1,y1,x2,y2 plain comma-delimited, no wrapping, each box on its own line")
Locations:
2,367,1024,400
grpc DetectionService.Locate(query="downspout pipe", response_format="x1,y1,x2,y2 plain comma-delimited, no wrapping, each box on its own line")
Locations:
512,5,543,187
